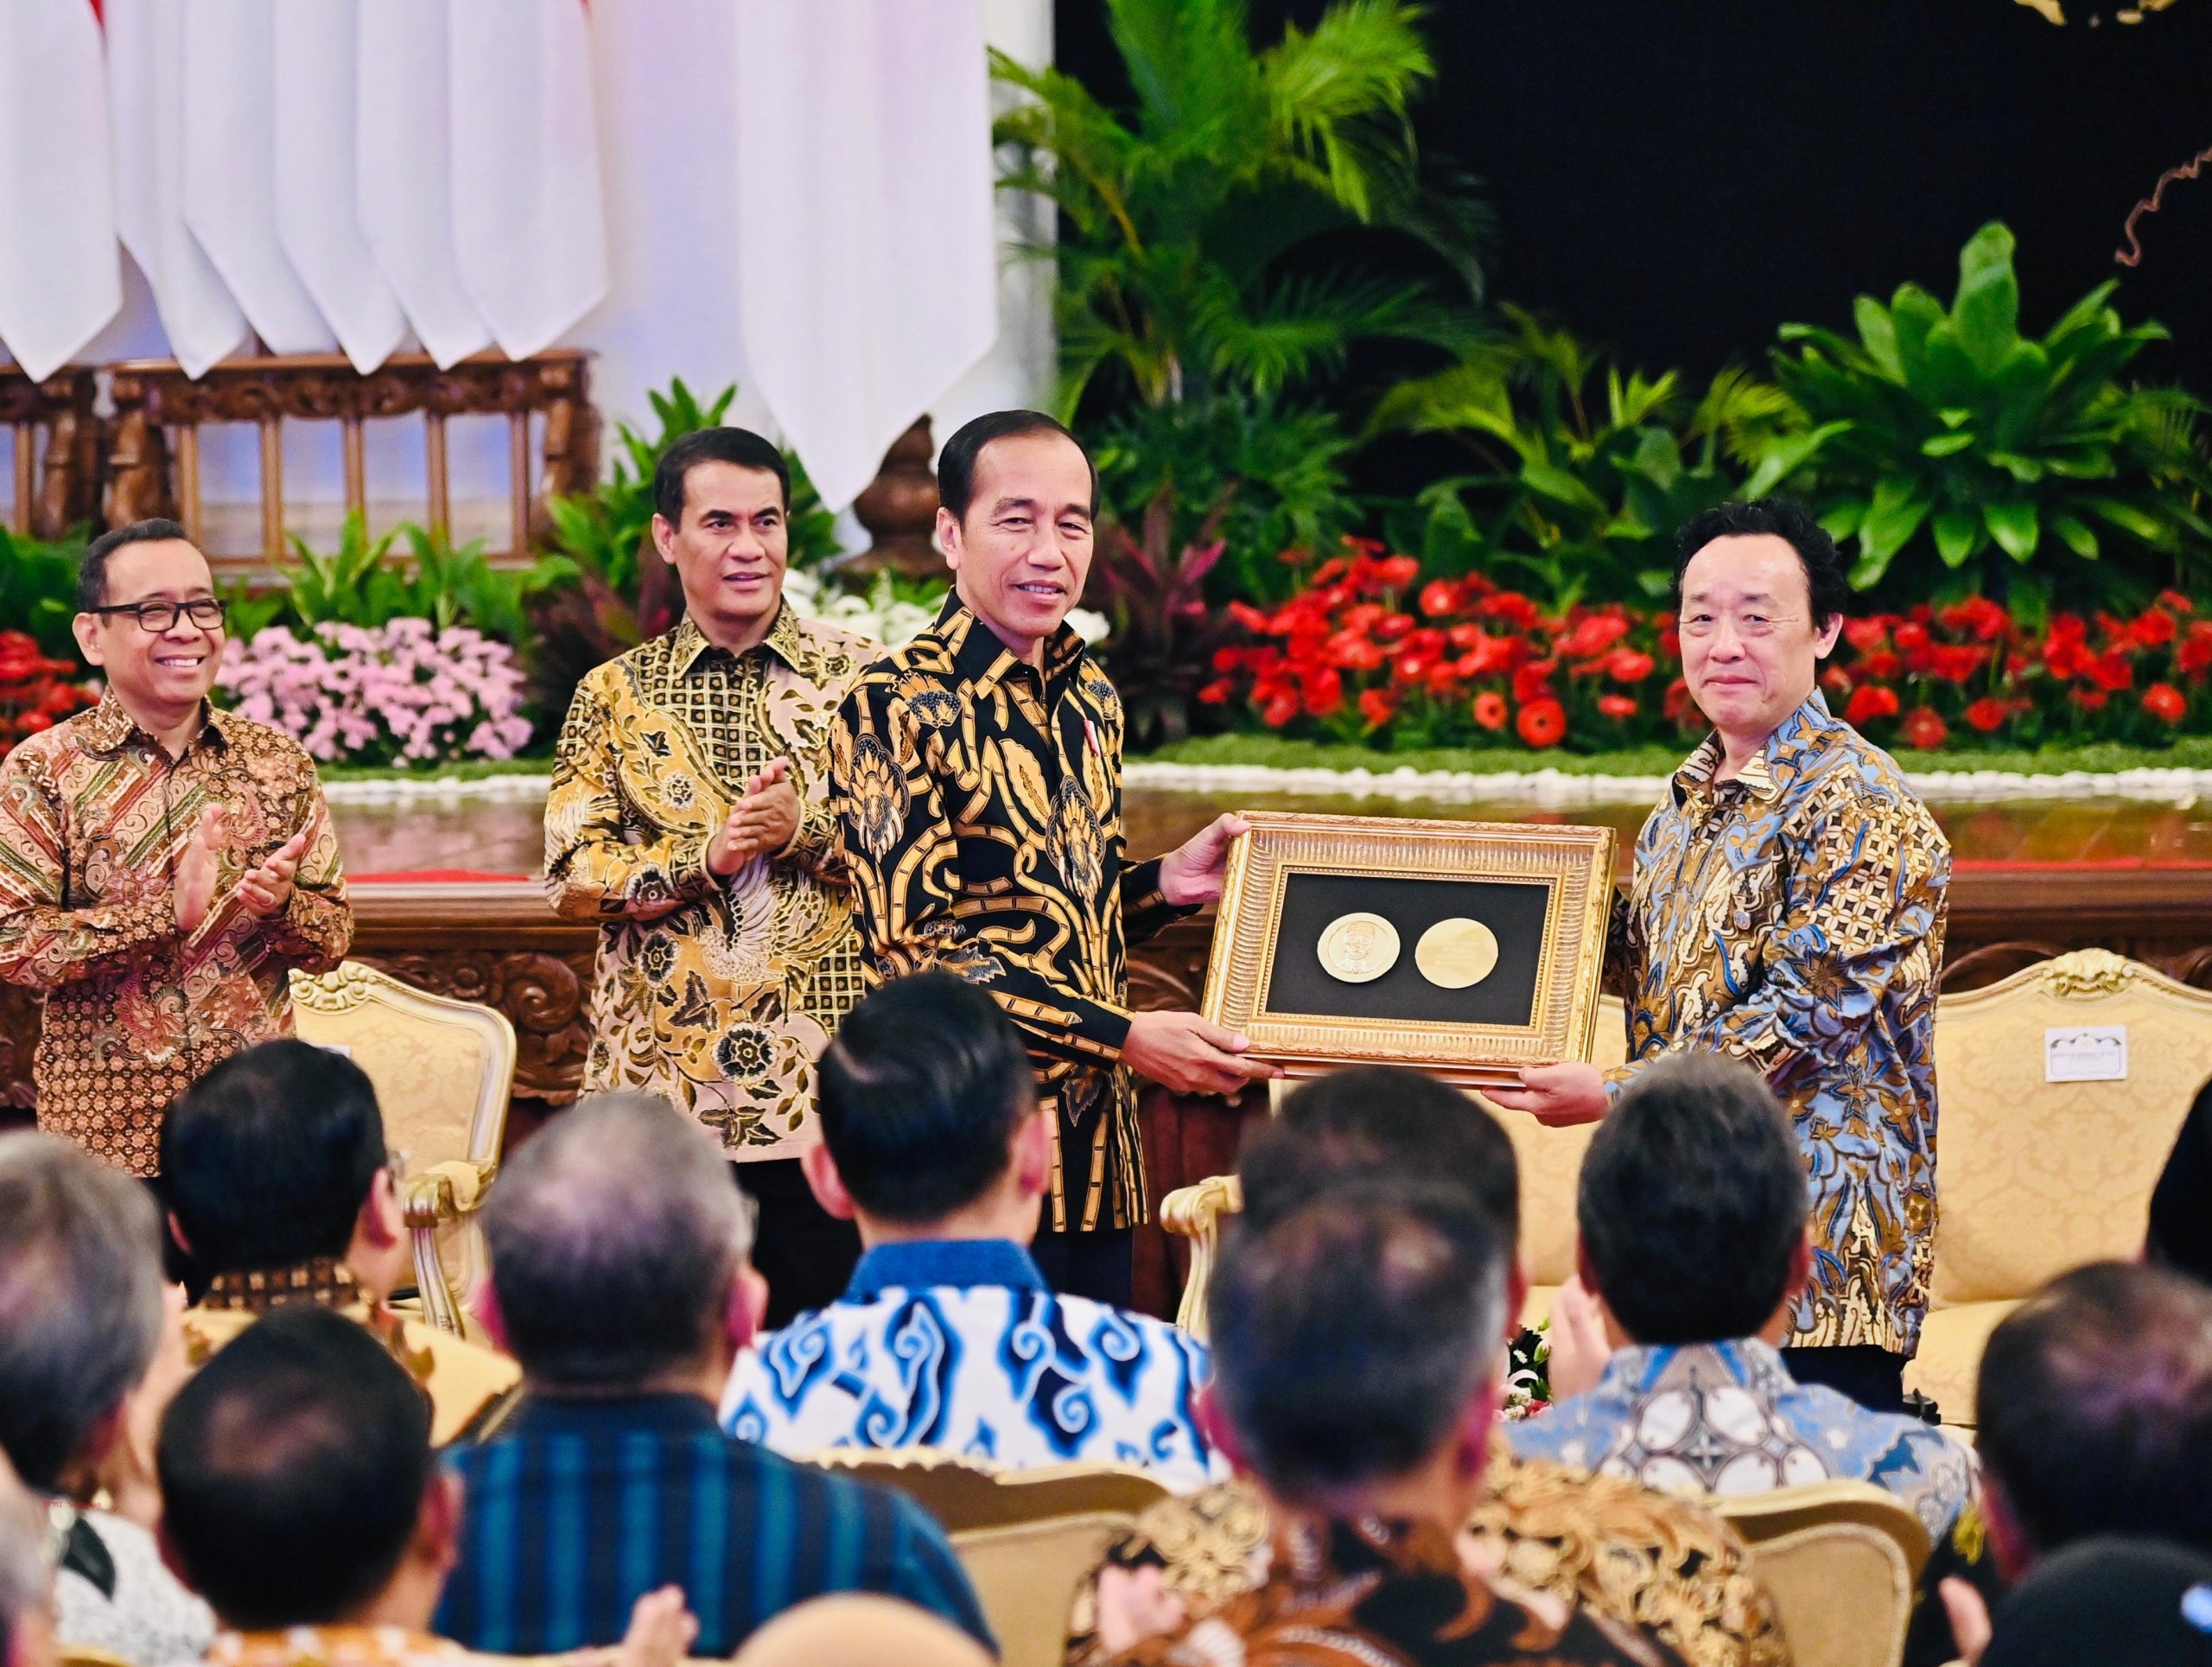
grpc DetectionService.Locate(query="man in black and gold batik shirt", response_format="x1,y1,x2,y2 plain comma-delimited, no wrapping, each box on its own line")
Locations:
832,411,1276,1305
546,427,872,1324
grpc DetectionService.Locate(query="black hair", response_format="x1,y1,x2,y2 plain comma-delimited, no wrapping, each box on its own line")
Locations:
1239,1066,1520,1240
817,973,1038,1225
77,518,194,612
1577,1053,1807,1344
936,410,1098,524
1977,1262,2212,1558
2147,1078,2212,1285
1978,1537,2212,1667
1674,497,1851,627
157,1306,435,1630
161,1040,387,1276
1208,1180,1507,1502
483,1091,751,1390
652,427,791,527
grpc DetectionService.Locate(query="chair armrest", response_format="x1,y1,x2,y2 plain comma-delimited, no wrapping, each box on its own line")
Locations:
1159,1174,1243,1340
401,1159,498,1230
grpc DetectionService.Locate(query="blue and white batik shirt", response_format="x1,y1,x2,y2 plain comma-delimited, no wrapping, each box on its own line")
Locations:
721,1238,1229,1494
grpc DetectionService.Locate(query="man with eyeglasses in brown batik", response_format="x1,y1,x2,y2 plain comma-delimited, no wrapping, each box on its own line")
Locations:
0,519,351,1180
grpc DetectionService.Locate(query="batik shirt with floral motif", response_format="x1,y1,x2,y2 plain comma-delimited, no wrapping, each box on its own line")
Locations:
721,1238,1227,1492
0,694,351,1175
1509,1341,1976,1544
1613,692,1948,1354
544,610,872,1157
831,599,1189,1232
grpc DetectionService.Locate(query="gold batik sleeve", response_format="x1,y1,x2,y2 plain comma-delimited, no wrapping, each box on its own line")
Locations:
543,679,721,920
833,678,1135,1071
253,783,352,971
0,743,179,988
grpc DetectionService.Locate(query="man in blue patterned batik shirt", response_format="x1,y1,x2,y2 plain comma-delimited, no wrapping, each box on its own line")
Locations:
721,972,1226,1492
1491,499,1950,1416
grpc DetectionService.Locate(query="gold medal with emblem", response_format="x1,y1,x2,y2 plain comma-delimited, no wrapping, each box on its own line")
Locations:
1317,912,1400,983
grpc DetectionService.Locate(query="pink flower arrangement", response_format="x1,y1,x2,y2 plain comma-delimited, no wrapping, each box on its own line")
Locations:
217,620,534,767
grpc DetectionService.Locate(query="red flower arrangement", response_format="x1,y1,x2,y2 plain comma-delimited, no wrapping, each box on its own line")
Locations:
0,632,93,754
1202,542,2212,754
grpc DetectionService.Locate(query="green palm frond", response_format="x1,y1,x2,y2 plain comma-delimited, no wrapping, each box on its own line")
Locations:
1259,0,1431,220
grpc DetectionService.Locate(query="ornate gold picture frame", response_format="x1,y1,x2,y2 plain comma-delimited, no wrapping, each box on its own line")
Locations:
1199,810,1618,1086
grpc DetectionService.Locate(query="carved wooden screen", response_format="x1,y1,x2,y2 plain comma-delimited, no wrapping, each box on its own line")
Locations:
0,366,102,540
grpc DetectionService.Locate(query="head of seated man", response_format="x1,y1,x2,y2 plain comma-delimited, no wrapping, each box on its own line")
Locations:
0,1133,213,1666
1508,1053,1974,1547
161,1039,408,1304
441,1091,991,1658
1177,1182,1681,1665
0,1453,57,1667
721,973,1223,1487
1975,1261,2212,1584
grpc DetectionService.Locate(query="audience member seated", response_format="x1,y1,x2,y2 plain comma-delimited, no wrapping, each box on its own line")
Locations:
1109,1181,1684,1665
156,1305,697,1667
0,1134,214,1666
1071,1066,1783,1667
2148,1078,2212,1284
161,1040,518,1445
0,1452,57,1667
729,1595,995,1667
1965,1537,2212,1667
1942,1259,2212,1652
435,1091,995,1657
722,973,1224,1489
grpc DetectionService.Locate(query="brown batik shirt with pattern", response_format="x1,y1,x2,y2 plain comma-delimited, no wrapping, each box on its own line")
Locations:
832,598,1191,1233
544,610,872,1157
0,694,351,1175
1069,1437,1784,1667
1105,1511,1689,1667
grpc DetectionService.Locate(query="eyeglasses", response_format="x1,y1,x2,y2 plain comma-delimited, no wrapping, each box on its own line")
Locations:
92,598,226,633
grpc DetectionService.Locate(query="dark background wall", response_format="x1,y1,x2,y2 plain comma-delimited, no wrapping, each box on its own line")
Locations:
1053,0,2212,401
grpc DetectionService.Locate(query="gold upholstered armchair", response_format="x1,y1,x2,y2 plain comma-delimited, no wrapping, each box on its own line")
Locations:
288,961,516,1337
1713,1481,1930,1667
1160,996,1626,1340
1904,947,2212,1424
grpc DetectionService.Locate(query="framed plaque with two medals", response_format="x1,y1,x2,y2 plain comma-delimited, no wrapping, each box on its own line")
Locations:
1198,810,1618,1086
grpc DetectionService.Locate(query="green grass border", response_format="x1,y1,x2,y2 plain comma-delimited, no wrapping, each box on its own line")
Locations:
1132,732,2212,777
321,754,555,783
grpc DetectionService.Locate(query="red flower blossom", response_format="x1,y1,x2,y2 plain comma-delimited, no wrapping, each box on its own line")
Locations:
2088,652,2135,693
1228,600,1272,634
2073,688,2109,711
1516,698,1567,748
2158,590,2196,615
2132,608,2180,650
1926,644,1989,683
1936,596,2008,642
1471,691,1508,731
2144,682,2188,723
1198,678,1234,705
1662,678,1696,724
1964,697,2010,734
1892,620,1929,653
1376,612,1414,640
1855,651,1903,681
1478,593,1541,631
1559,614,1631,659
1510,660,1557,704
1597,694,1637,720
1260,690,1299,728
1899,707,1948,749
1357,689,1396,729
1841,617,1891,653
1376,554,1420,589
2182,622,2212,678
1605,649,1656,684
1845,685,1900,726
1301,668,1344,716
1419,579,1460,618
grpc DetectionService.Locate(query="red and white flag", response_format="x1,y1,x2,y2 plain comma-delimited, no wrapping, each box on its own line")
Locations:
274,0,408,373
450,0,609,359
181,0,335,355
357,0,490,366
0,0,121,378
107,0,246,375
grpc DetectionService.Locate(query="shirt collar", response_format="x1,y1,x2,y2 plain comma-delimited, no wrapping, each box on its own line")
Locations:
1671,690,1831,807
671,606,807,677
79,690,230,758
200,1257,363,1314
507,1390,724,1440
842,1238,1052,1303
1598,1337,1786,1395
938,595,1088,700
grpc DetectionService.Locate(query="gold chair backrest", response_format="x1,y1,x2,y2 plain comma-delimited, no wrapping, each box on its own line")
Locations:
288,960,515,1300
1713,1481,1930,1667
1930,948,2212,1308
1481,994,1627,1291
801,1447,1166,1667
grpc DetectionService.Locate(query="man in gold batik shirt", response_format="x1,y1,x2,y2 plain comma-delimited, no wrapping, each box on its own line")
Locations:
545,428,873,1322
1492,499,1948,1417
833,411,1277,1308
0,521,349,1177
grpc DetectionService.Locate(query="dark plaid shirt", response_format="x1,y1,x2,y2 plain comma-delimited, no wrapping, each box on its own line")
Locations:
434,1392,991,1657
